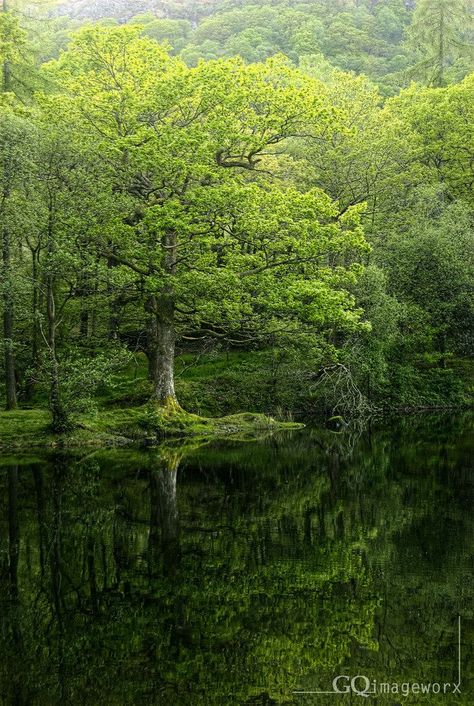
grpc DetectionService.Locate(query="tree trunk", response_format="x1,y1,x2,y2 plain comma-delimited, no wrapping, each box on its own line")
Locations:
148,232,179,408
47,274,68,432
154,290,177,407
25,248,40,400
147,297,159,384
46,201,68,432
106,251,121,341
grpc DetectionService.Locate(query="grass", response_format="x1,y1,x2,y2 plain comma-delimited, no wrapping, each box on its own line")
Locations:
0,409,51,450
97,351,258,411
0,352,304,451
0,407,129,451
5,349,468,451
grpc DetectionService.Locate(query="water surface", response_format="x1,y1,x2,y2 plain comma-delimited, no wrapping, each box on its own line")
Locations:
0,415,472,705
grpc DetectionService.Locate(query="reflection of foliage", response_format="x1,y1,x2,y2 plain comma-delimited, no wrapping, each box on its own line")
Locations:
0,417,472,704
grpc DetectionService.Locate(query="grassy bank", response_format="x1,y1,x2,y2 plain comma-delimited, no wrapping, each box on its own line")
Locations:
1,349,471,451
0,405,303,451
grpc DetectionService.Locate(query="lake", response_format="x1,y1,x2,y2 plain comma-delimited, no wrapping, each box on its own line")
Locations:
0,414,472,705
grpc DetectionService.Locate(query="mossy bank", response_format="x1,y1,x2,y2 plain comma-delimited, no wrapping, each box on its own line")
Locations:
0,406,304,451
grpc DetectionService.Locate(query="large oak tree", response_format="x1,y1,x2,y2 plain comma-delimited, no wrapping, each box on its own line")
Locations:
44,25,369,409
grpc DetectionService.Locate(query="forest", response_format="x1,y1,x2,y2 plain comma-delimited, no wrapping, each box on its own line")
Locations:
0,3,473,704
0,0,473,444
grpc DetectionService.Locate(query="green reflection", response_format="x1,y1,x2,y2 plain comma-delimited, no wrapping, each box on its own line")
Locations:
0,415,472,705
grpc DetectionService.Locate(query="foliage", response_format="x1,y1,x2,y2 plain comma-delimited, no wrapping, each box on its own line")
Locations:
0,4,472,427
408,0,474,86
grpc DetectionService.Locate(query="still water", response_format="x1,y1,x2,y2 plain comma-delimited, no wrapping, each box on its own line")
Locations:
0,415,472,705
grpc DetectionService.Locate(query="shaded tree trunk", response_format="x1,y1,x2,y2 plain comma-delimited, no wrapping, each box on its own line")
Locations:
146,231,179,408
46,199,68,432
154,290,177,405
107,251,121,341
47,274,69,432
25,247,41,400
146,296,159,383
146,292,177,405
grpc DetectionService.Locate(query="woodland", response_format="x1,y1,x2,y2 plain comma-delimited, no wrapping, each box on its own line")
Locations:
0,0,473,443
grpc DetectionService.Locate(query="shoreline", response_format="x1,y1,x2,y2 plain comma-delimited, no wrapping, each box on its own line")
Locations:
0,407,305,452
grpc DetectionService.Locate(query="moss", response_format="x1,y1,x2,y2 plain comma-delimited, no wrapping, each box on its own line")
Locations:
0,404,304,451
0,409,52,450
93,404,304,444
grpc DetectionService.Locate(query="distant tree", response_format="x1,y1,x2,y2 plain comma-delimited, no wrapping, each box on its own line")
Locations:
408,0,474,86
0,0,26,409
140,18,192,52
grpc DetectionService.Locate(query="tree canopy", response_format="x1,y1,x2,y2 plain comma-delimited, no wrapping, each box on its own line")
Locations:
0,0,472,428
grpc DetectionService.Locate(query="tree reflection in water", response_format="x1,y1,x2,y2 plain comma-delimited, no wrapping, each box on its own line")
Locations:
0,415,472,705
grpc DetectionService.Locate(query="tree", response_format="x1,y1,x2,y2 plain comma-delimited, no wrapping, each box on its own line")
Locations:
0,107,38,410
293,65,417,231
0,0,53,409
387,73,474,206
140,17,192,53
44,25,369,410
0,0,26,409
29,110,132,430
386,190,473,364
408,0,474,86
0,0,52,99
1,0,25,94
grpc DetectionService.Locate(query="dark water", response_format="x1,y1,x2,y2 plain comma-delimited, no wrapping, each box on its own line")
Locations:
0,415,472,705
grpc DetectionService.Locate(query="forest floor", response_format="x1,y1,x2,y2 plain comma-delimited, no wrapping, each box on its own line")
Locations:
1,351,471,450
0,352,304,450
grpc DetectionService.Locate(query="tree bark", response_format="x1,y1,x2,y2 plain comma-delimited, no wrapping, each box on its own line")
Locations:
148,232,179,408
25,247,40,400
153,290,177,406
46,200,68,432
146,296,159,383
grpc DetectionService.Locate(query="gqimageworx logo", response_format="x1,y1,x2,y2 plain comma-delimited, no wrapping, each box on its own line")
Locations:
294,616,463,699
